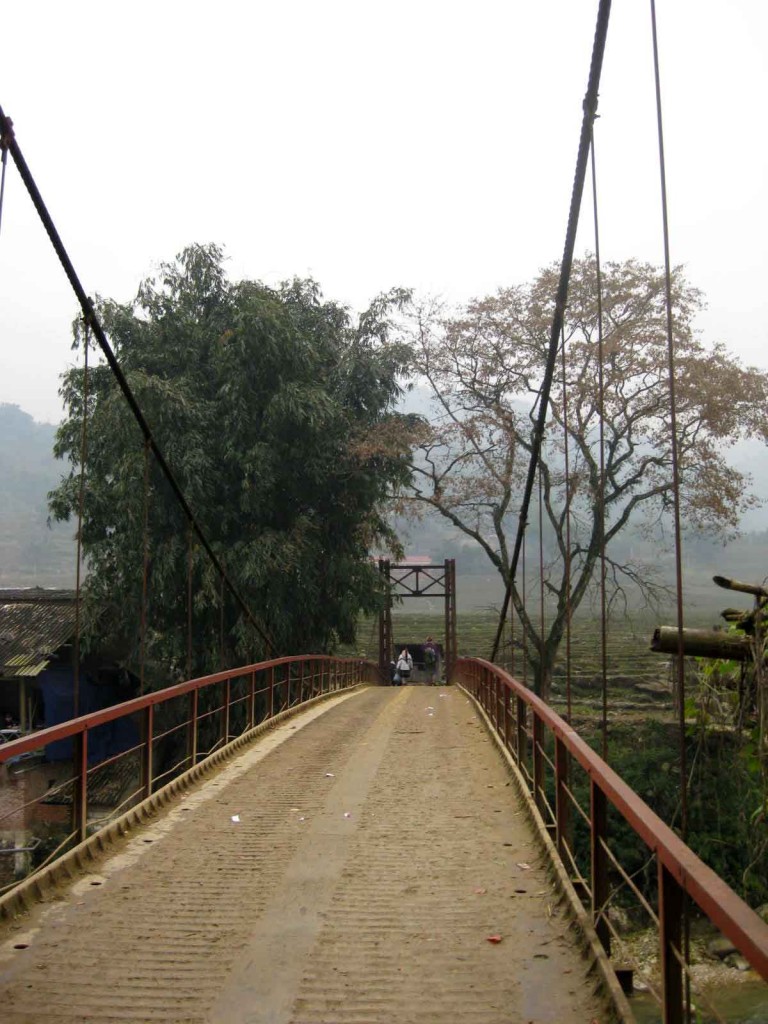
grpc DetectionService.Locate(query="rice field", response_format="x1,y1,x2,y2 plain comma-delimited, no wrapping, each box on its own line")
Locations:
347,609,678,696
346,610,696,724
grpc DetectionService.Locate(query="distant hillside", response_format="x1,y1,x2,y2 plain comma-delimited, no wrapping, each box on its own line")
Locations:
394,384,768,613
0,404,76,586
2,400,767,613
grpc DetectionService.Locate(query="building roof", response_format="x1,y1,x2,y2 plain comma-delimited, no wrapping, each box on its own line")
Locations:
0,589,78,679
0,589,76,604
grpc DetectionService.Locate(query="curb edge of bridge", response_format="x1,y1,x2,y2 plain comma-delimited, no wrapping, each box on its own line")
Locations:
457,683,637,1024
0,684,364,926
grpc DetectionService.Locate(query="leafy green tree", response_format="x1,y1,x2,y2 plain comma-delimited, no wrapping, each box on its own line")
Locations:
406,257,768,698
50,244,413,679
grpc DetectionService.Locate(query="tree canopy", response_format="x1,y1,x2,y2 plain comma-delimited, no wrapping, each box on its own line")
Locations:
50,244,413,679
406,257,768,696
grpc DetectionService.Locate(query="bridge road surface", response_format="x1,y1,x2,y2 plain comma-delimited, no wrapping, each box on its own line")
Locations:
0,686,613,1024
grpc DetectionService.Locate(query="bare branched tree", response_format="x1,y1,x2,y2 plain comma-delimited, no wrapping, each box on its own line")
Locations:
405,258,768,697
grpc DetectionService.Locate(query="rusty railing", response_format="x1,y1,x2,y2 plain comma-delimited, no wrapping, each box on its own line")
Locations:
0,655,375,894
455,656,768,1024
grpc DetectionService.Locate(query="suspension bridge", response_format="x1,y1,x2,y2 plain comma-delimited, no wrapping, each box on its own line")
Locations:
1,2,768,1022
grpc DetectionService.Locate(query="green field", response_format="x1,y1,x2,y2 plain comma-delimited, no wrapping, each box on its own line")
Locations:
346,609,678,697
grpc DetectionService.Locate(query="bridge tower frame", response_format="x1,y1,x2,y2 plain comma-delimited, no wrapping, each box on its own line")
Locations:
378,558,457,683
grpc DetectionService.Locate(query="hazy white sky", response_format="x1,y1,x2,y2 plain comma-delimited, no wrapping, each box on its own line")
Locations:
1,0,766,424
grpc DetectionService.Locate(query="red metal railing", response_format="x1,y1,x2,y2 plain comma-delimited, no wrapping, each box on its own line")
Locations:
0,655,374,893
456,657,768,1024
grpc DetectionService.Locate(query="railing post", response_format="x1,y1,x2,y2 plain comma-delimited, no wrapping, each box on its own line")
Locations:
248,671,256,729
503,686,511,752
223,678,231,743
591,781,611,955
555,736,571,862
533,715,545,818
142,704,154,799
269,665,275,718
659,862,684,1024
516,695,527,769
72,729,88,843
188,689,199,765
299,660,305,703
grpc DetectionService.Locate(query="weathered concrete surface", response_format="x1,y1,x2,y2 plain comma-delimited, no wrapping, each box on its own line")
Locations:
0,686,612,1023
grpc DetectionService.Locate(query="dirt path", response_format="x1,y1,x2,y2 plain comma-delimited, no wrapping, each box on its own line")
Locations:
0,686,611,1023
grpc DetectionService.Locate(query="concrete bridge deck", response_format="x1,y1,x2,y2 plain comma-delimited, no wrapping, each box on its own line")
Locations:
0,686,612,1023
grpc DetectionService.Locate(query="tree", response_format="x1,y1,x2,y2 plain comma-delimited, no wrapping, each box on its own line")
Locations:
50,244,413,680
406,257,768,698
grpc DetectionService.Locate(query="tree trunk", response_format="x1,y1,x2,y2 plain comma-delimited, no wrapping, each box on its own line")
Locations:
651,626,752,661
534,641,557,702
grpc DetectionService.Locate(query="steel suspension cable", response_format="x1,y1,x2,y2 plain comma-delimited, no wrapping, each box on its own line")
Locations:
560,326,573,724
140,440,151,696
650,0,687,842
510,579,516,678
538,465,546,690
650,2,691,1016
0,119,10,238
522,536,528,688
72,322,90,718
219,575,226,669
491,0,613,662
590,132,610,761
650,0,694,827
187,526,194,679
0,103,274,655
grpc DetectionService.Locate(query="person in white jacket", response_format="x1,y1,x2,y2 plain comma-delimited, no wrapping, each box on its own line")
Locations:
395,648,413,684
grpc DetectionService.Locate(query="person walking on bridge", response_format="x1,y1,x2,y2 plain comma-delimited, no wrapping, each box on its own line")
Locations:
423,637,438,685
396,648,413,684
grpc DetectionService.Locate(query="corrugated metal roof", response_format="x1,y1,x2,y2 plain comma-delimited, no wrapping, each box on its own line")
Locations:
0,591,77,679
0,588,76,603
